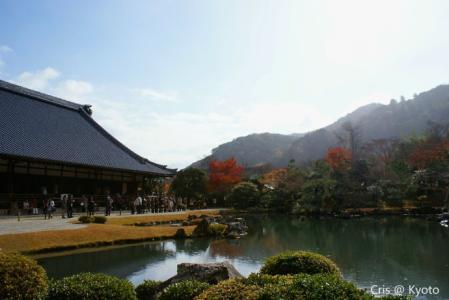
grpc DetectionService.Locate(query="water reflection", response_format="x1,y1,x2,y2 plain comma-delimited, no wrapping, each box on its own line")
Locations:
38,216,449,299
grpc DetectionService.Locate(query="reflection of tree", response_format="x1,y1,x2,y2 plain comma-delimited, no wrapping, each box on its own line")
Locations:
174,237,211,253
208,239,244,258
221,215,449,294
39,242,174,279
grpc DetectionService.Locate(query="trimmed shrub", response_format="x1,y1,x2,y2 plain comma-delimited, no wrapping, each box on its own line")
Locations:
378,296,411,300
78,216,107,224
260,251,340,276
207,223,227,236
174,228,188,238
78,216,92,223
135,280,161,300
159,280,209,300
228,182,259,209
47,272,137,300
195,278,260,300
252,273,367,300
93,216,107,224
0,252,48,300
192,218,209,237
197,273,405,300
246,273,294,286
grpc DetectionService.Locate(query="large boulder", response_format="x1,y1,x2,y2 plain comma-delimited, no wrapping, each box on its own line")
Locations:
161,262,242,289
224,217,248,239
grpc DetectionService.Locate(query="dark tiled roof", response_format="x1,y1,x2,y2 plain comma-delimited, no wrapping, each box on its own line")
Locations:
0,80,176,176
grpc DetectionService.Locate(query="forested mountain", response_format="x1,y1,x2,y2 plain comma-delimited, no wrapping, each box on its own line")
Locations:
191,133,304,169
191,84,449,169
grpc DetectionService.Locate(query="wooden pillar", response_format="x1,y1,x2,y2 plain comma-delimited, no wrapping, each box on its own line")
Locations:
7,159,15,194
7,159,16,214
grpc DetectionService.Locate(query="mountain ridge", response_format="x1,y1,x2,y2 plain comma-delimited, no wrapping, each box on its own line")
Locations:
191,84,449,170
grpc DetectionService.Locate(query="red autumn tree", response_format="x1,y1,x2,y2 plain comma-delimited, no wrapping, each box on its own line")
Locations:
408,139,449,169
325,147,352,171
208,157,244,194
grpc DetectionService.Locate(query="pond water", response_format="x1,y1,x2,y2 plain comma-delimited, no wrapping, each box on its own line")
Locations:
38,215,449,299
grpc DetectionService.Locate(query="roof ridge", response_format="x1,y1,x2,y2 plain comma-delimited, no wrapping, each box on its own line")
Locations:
0,79,85,111
0,78,175,174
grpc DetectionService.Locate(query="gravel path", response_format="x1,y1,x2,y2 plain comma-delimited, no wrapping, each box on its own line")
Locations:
0,217,87,235
0,209,222,235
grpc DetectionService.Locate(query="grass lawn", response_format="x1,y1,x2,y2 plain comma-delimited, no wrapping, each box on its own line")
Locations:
0,210,220,254
105,209,220,225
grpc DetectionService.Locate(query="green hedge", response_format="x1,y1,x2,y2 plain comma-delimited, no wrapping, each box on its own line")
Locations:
78,216,92,223
207,223,227,236
159,280,209,300
135,280,161,300
228,181,259,209
93,216,108,224
0,252,48,300
78,216,108,224
260,251,340,276
195,278,260,300
249,273,367,300
47,273,136,300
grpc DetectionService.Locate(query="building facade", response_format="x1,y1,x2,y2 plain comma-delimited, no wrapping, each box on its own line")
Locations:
0,80,176,214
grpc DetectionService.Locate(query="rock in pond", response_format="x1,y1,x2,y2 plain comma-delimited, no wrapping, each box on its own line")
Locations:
160,262,242,289
224,217,248,239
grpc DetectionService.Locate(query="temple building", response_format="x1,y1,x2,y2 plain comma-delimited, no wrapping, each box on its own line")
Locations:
0,80,176,214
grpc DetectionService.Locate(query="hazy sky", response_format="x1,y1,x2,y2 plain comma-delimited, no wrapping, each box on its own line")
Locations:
1,0,449,168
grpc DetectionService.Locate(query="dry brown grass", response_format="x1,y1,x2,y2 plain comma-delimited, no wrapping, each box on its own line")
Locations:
0,224,196,254
0,210,221,254
106,209,220,225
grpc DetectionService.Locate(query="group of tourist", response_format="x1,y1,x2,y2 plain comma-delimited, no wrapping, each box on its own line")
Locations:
20,199,39,215
14,193,190,219
42,198,55,219
17,198,57,220
131,194,185,214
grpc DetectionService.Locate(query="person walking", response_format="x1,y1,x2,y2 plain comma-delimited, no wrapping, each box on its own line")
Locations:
80,195,87,213
22,200,30,215
105,195,113,216
88,196,96,217
133,195,140,214
67,195,74,218
48,198,55,219
61,195,67,218
32,198,38,215
42,198,48,220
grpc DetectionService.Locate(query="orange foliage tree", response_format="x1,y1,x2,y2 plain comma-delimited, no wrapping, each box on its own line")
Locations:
325,147,352,171
208,158,244,194
408,139,449,169
260,168,288,188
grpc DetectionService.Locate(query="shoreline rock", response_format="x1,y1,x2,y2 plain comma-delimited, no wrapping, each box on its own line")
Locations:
159,262,243,290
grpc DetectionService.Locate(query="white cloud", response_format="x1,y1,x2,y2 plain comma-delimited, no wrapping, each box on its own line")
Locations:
54,79,94,102
15,67,60,90
0,45,13,67
133,87,178,103
12,67,94,102
0,45,12,53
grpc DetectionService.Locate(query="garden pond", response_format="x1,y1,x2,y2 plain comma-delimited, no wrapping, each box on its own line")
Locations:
38,215,449,299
